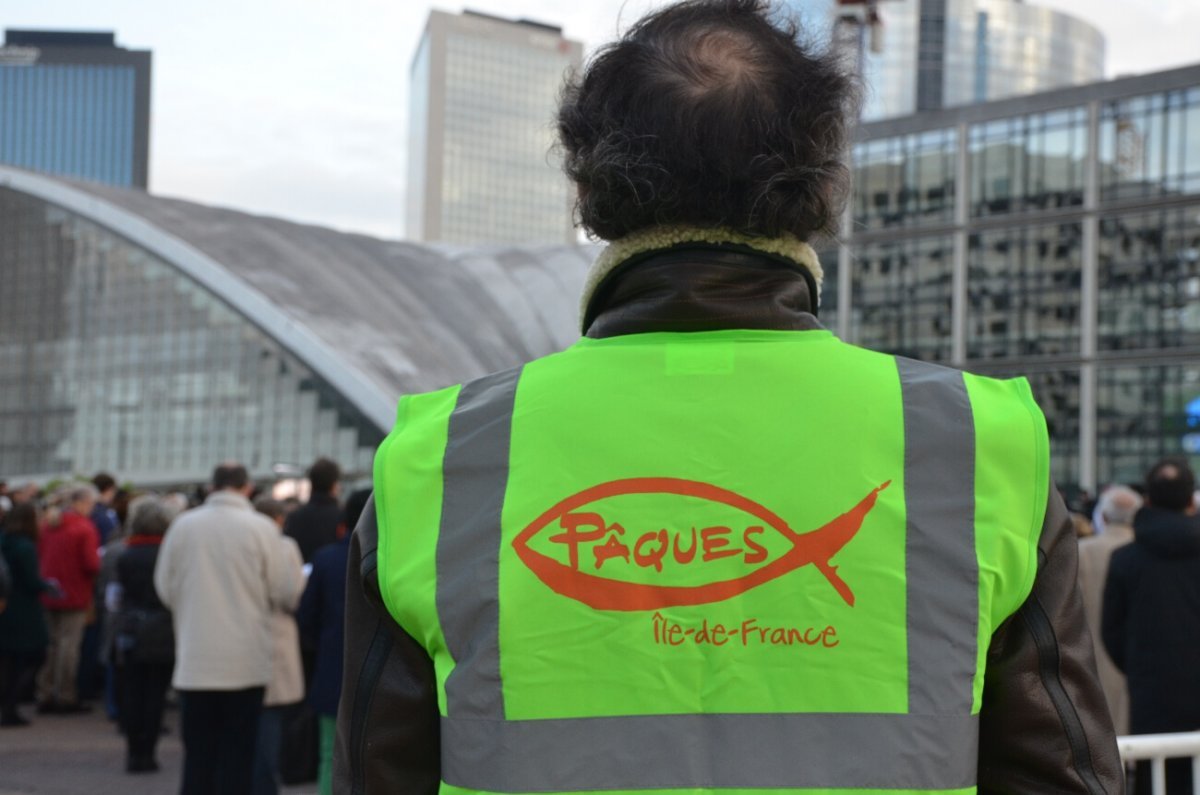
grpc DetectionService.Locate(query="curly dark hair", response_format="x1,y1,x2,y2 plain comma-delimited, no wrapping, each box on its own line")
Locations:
557,0,858,243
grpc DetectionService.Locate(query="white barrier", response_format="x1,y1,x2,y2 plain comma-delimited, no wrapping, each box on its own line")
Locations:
1117,732,1200,795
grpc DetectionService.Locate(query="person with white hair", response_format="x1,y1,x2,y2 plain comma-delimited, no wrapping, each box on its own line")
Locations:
1078,484,1142,735
110,495,181,773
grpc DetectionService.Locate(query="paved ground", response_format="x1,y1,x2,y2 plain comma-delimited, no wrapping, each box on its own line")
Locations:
0,706,317,795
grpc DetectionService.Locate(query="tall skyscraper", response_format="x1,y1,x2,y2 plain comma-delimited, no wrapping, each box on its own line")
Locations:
0,30,151,189
782,0,1105,120
407,11,582,245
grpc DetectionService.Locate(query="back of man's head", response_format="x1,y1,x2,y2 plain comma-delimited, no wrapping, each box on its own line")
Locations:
68,483,99,513
1144,457,1196,513
254,496,287,526
558,0,857,243
1097,485,1142,526
308,457,341,496
91,472,117,498
212,462,250,493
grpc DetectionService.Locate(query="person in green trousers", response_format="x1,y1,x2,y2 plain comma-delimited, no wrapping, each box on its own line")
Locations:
299,489,369,794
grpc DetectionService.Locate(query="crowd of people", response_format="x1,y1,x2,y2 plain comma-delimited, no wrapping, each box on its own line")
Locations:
4,454,1187,794
1068,458,1200,795
0,458,363,795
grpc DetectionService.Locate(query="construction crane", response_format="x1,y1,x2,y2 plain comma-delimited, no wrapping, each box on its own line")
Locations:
833,0,889,57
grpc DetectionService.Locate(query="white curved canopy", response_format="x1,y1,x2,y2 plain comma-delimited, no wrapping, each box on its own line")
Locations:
0,165,596,432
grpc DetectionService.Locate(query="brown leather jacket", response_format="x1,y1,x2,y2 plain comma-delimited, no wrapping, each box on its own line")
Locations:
334,247,1125,794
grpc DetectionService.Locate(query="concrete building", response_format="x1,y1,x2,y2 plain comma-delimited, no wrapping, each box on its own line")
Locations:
0,164,592,486
783,0,1105,121
0,30,151,188
830,63,1200,491
406,10,583,246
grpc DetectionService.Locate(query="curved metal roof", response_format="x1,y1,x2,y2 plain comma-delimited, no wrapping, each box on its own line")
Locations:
0,165,596,432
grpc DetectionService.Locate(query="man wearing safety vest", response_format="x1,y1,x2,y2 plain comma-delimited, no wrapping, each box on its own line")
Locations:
335,1,1123,792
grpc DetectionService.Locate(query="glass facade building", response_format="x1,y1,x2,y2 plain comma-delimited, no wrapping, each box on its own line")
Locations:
839,63,1200,489
0,165,593,486
0,30,150,188
782,0,1104,121
407,11,582,246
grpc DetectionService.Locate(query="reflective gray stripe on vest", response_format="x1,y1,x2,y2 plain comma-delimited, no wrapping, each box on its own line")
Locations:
436,357,980,791
443,713,978,791
898,357,978,715
437,366,522,721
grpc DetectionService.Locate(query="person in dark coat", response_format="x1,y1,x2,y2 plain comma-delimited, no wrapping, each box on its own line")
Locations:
0,502,60,726
297,488,368,795
0,542,10,608
1104,456,1200,795
284,458,342,564
111,496,179,772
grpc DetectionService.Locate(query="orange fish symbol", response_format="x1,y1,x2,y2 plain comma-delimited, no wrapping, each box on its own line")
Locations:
512,478,891,611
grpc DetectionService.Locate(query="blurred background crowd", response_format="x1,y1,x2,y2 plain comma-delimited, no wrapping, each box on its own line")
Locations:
0,458,364,795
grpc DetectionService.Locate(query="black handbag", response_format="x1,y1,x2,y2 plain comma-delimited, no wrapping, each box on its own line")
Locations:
115,608,175,664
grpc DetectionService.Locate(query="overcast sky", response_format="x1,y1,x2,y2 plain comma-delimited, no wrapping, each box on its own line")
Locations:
5,0,1200,239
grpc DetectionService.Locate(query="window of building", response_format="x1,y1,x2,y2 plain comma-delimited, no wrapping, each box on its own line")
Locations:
852,128,957,231
1097,363,1200,486
1100,87,1200,203
966,222,1082,359
969,107,1088,217
1098,204,1200,352
850,235,953,361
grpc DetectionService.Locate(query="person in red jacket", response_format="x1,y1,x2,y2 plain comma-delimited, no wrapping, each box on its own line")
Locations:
36,484,101,713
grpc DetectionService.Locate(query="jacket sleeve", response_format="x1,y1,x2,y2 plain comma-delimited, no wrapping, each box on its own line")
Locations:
81,523,101,577
0,549,9,601
333,494,441,795
1100,549,1130,674
263,523,303,612
11,542,52,597
296,559,320,650
279,537,306,613
153,530,176,610
977,484,1125,794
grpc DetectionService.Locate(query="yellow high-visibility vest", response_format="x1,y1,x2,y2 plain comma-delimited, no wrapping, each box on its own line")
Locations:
374,329,1049,794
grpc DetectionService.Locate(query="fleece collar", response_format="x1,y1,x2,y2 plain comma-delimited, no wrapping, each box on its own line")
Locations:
580,226,823,332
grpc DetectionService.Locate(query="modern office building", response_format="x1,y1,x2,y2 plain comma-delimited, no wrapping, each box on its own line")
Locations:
833,63,1200,491
6,54,1199,495
407,10,583,246
783,0,1105,121
0,30,151,188
0,164,592,486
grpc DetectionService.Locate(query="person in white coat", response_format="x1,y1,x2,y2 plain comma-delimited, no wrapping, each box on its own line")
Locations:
1077,484,1142,735
154,463,298,795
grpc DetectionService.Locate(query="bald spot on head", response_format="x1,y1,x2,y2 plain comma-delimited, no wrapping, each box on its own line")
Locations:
674,28,766,99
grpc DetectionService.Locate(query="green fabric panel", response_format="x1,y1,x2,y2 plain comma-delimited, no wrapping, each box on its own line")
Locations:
374,384,461,717
962,372,1049,713
318,715,336,795
498,330,910,719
